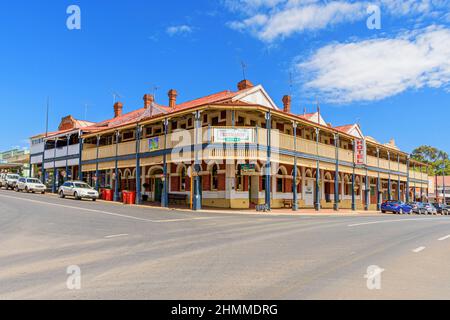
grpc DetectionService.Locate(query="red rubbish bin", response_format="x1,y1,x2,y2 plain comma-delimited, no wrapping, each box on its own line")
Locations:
104,189,113,201
122,191,129,204
100,189,106,200
127,191,136,205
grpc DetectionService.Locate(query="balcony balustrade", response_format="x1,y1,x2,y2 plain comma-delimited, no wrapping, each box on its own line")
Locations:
80,127,416,177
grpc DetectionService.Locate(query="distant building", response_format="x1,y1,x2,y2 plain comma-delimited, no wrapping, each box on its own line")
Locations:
428,176,450,204
0,148,30,176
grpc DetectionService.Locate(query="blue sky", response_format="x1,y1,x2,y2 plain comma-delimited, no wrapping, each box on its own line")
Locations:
0,0,449,153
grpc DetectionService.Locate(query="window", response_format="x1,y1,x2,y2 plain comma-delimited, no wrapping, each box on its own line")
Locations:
250,120,256,127
277,169,284,193
237,116,245,126
220,111,227,120
203,114,208,123
122,131,135,141
212,117,219,126
180,166,186,192
211,164,219,191
172,121,178,130
188,118,193,127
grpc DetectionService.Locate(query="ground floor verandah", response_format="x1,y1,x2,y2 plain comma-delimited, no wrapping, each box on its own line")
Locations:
80,159,429,210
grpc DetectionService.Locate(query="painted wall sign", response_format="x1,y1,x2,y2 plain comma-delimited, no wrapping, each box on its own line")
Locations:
148,137,160,151
213,128,255,143
355,139,367,165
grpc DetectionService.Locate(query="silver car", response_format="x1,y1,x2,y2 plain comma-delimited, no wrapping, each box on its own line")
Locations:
58,181,99,201
15,177,46,194
423,203,438,215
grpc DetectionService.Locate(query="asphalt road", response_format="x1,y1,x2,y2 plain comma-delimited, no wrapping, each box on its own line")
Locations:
0,188,449,300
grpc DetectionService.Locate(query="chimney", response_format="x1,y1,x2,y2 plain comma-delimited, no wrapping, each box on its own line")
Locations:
143,94,154,109
237,79,254,91
114,102,123,118
282,95,291,113
168,89,178,109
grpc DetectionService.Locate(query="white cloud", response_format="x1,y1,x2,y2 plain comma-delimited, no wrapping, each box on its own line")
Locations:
166,25,193,36
226,0,450,42
296,26,450,103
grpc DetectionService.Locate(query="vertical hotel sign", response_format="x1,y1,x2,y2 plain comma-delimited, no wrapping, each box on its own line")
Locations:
355,139,367,165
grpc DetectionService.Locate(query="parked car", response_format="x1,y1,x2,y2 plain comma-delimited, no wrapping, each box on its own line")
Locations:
0,173,7,188
381,201,412,214
432,203,449,215
3,173,21,190
15,177,46,194
408,202,423,214
422,203,438,215
58,181,99,201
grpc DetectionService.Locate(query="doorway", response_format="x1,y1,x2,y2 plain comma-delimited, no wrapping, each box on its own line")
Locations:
304,179,314,207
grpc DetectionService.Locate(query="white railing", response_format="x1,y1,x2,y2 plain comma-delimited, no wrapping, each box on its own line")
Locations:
44,144,80,159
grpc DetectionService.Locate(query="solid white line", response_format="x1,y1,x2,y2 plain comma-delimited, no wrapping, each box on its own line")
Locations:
438,235,450,241
413,246,426,253
105,234,129,239
348,218,447,227
0,193,213,224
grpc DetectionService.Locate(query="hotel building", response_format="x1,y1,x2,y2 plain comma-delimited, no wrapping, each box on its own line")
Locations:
30,80,430,210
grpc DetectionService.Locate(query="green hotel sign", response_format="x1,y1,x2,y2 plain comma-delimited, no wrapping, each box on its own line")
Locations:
213,128,255,144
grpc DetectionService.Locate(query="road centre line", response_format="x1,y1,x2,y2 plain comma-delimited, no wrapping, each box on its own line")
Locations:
0,193,212,224
413,246,426,253
348,218,448,227
438,235,450,241
105,234,129,239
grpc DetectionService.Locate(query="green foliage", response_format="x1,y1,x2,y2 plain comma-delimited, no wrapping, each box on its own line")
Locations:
411,146,450,175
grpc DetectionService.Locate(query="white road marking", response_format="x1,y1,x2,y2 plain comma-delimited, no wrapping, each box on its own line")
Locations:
0,193,214,224
413,246,426,253
438,235,450,241
105,234,129,239
348,218,448,227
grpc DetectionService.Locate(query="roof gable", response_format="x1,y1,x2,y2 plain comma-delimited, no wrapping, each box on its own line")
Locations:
232,85,279,110
300,112,327,126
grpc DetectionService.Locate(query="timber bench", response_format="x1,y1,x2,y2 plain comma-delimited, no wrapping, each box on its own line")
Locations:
168,193,188,205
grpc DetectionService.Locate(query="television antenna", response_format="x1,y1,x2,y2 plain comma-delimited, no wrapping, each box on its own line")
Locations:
241,61,247,80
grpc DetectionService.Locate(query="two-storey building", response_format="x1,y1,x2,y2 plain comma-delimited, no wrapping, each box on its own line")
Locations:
30,116,95,191
75,79,429,210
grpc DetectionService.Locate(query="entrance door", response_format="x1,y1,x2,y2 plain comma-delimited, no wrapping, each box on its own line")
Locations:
249,175,258,209
154,178,163,203
304,179,314,207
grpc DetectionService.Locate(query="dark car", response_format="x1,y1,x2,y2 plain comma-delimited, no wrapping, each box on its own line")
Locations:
432,203,449,215
381,201,412,214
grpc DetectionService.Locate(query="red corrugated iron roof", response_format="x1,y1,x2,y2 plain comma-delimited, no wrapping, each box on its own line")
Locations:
173,90,238,111
334,124,354,134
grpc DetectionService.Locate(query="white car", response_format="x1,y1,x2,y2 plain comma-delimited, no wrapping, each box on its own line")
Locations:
0,173,7,188
58,181,99,201
15,177,46,194
3,174,21,190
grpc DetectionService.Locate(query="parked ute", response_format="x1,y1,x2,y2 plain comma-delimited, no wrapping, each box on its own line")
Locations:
3,174,21,190
15,177,46,194
381,201,412,214
432,203,449,215
58,181,99,201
